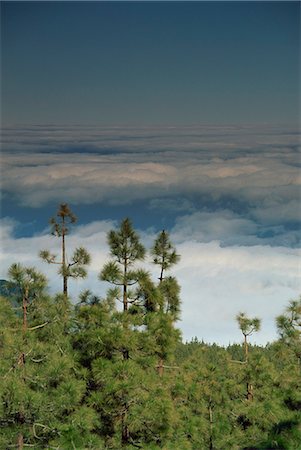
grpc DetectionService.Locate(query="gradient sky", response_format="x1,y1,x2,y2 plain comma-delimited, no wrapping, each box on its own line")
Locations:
1,2,300,345
2,1,300,125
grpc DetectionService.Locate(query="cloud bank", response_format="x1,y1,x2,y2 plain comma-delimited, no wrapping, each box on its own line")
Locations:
2,124,299,247
1,125,300,345
0,218,300,345
2,125,300,204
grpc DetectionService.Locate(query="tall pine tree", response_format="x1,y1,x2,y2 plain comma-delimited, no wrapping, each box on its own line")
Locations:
150,230,181,376
40,203,90,296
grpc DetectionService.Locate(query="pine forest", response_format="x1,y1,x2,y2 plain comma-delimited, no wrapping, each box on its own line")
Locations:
1,204,300,450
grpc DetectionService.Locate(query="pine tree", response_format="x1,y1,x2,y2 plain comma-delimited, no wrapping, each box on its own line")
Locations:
3,264,46,448
98,218,160,446
236,312,261,363
276,297,301,365
0,268,102,449
151,230,180,283
99,218,152,360
40,203,90,296
7,263,47,334
100,217,146,313
236,312,261,402
151,230,181,376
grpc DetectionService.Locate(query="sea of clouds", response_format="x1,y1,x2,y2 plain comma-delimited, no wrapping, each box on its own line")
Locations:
1,124,300,344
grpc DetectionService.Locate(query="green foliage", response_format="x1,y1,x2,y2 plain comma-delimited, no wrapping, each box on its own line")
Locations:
99,218,149,315
108,217,146,264
40,203,91,295
276,297,301,362
151,230,180,281
236,312,261,337
7,263,47,300
159,276,181,319
50,202,77,237
2,214,300,449
0,289,97,448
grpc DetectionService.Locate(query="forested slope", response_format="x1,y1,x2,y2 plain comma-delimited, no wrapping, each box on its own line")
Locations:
0,205,300,449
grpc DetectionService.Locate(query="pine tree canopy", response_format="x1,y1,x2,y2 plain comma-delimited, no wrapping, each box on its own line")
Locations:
40,203,90,296
236,312,261,337
1,213,300,449
107,218,146,264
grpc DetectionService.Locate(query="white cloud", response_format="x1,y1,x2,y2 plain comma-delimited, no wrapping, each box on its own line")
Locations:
251,199,301,225
1,125,300,219
1,218,300,346
1,124,300,344
172,210,258,245
173,240,300,344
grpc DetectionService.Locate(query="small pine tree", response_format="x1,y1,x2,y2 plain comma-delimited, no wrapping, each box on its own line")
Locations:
4,264,47,448
100,218,146,313
40,203,90,296
1,266,100,448
236,312,261,363
236,312,261,402
151,230,181,376
276,297,301,364
7,263,47,333
151,230,180,283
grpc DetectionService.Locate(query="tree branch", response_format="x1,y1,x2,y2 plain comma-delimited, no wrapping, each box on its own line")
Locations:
28,322,49,331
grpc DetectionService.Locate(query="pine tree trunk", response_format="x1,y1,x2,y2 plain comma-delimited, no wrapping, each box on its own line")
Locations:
18,289,27,450
22,289,28,332
63,274,68,296
17,433,24,450
244,334,248,362
123,283,127,311
61,216,68,296
123,258,128,312
158,357,164,377
209,402,213,450
20,288,28,368
122,258,129,360
157,266,165,373
247,382,253,401
122,349,129,360
121,410,130,446
159,264,164,283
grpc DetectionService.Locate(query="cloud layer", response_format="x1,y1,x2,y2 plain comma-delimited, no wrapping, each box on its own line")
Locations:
0,218,300,345
2,124,300,247
2,125,300,202
1,125,300,344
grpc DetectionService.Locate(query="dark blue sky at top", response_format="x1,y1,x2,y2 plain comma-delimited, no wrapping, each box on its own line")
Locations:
1,1,300,125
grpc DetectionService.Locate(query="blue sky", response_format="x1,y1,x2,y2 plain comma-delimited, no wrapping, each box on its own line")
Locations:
2,1,300,125
1,2,300,345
